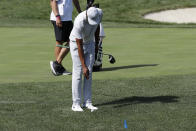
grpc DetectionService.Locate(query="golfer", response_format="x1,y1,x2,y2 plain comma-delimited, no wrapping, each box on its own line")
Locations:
69,7,103,112
50,0,81,76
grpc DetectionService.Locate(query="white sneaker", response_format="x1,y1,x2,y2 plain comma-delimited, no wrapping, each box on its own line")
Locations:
84,103,98,112
72,105,83,112
62,70,72,75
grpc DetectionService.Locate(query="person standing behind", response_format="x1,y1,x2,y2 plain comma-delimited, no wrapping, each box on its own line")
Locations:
50,0,81,76
69,7,103,112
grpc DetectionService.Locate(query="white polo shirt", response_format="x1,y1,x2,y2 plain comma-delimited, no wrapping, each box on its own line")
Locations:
50,0,73,21
69,11,99,44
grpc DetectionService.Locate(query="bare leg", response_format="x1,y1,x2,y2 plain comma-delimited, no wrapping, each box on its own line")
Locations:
57,48,70,64
55,41,63,59
56,41,70,64
50,41,71,76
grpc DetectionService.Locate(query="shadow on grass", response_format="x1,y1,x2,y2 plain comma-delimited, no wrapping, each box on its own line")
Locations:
100,64,158,72
95,96,179,108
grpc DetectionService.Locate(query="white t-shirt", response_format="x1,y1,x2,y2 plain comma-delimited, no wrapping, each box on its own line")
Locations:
69,11,99,44
50,0,73,21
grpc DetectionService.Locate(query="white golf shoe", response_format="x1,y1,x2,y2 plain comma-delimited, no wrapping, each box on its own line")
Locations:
84,103,98,112
72,105,83,112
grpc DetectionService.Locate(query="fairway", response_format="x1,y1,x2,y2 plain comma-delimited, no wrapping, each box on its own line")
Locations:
0,27,196,130
1,27,196,83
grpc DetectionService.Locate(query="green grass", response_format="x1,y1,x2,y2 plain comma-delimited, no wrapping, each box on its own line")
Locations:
0,27,196,130
0,75,195,130
1,27,196,83
1,0,196,27
1,0,196,130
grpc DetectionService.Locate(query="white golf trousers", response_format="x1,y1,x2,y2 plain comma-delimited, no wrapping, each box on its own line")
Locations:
70,41,95,105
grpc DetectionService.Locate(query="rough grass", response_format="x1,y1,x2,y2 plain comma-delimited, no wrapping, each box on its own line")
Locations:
1,0,196,27
0,74,195,131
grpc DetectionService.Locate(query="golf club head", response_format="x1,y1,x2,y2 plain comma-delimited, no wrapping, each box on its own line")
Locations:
86,0,94,9
109,55,115,64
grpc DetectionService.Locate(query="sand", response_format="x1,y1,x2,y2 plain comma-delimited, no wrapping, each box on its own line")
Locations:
144,8,196,24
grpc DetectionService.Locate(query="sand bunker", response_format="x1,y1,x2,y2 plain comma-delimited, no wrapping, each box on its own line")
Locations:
144,8,196,24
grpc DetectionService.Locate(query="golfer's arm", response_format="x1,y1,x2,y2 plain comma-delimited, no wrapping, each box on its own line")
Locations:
51,0,59,16
76,38,86,68
73,0,82,13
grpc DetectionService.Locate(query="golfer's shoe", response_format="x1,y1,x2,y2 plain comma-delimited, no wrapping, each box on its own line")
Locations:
83,103,98,112
72,105,83,112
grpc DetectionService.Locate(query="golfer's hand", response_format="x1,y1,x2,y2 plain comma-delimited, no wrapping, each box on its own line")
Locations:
56,17,62,27
83,66,89,79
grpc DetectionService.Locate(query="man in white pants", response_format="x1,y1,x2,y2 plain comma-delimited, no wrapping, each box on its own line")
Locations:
69,7,103,112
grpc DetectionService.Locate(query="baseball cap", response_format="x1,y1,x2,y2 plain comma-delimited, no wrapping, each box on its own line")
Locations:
87,7,103,25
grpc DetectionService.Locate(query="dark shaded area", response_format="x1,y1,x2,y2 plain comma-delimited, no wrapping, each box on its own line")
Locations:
95,96,179,108
101,64,158,72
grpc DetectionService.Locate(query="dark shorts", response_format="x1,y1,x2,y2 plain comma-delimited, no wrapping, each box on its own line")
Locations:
51,21,73,42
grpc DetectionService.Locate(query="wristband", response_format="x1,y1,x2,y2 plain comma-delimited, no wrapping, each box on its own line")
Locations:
56,15,60,18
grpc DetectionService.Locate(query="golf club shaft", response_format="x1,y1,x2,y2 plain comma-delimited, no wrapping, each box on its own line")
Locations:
102,53,112,56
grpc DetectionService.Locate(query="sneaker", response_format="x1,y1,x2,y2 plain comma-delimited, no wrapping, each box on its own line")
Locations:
62,71,72,75
83,103,98,112
61,68,72,75
72,105,83,112
50,61,62,76
56,62,72,75
50,61,71,76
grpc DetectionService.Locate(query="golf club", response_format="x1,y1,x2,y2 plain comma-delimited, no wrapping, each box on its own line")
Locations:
102,53,116,64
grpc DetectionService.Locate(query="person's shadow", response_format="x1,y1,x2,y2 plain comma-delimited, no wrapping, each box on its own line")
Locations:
95,96,179,108
100,64,158,72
